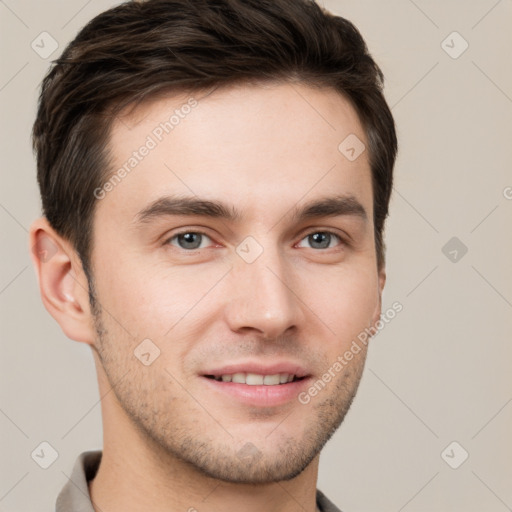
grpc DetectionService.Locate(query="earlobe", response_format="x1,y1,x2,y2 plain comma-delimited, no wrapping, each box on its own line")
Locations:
29,218,96,345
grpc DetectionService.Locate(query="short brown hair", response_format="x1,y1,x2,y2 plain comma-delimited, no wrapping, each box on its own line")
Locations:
33,0,397,275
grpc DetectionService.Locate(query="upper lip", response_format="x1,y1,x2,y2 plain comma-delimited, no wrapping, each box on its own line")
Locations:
202,361,310,378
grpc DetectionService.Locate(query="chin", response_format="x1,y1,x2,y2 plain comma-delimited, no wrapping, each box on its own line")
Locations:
188,448,317,484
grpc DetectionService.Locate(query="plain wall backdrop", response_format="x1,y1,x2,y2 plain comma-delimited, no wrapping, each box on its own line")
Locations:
1,0,511,510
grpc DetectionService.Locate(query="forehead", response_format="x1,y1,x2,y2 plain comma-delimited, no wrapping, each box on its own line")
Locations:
100,82,372,225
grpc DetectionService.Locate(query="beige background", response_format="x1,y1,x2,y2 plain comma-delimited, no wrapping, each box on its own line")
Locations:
1,0,511,510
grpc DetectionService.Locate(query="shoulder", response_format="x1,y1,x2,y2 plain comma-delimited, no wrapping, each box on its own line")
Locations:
317,488,344,512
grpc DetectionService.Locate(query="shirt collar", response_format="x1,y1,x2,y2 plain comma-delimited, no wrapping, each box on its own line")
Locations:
56,450,101,512
55,450,341,512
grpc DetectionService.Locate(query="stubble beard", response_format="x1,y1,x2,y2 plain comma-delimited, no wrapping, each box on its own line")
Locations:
89,288,367,485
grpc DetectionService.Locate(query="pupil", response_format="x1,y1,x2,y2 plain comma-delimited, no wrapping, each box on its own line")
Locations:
179,233,201,249
310,232,329,249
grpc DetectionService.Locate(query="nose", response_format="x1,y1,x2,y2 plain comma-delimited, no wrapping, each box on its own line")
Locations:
223,244,304,340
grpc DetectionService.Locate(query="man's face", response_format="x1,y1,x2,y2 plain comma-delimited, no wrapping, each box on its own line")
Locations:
89,83,384,483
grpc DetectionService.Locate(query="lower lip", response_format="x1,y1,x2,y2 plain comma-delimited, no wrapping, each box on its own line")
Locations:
201,376,312,407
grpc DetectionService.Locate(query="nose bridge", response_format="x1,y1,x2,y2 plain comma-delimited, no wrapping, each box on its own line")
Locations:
225,237,302,338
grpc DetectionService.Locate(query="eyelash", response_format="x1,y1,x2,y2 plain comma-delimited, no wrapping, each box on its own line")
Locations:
165,229,347,251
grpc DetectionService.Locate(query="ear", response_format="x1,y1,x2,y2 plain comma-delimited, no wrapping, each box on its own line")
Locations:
370,266,386,328
29,217,96,345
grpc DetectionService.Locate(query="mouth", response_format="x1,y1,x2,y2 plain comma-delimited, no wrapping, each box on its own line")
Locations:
204,372,307,385
200,365,312,407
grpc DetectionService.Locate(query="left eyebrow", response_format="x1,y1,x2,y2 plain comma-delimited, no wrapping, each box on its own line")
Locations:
289,195,368,223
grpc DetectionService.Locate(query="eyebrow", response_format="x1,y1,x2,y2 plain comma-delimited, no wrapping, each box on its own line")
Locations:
134,194,367,225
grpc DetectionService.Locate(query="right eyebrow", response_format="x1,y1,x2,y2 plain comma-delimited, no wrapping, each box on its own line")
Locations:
134,195,242,224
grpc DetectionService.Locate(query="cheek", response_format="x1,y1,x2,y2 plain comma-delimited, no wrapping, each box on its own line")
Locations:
311,265,379,340
94,255,228,336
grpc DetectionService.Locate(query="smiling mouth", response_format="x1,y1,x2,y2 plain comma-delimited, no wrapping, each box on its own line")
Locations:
204,373,306,386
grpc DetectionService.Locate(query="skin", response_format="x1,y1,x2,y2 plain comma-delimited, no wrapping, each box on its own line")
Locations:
30,82,385,512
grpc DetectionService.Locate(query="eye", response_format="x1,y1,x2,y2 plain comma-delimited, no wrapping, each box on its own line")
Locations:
167,231,213,250
297,231,343,250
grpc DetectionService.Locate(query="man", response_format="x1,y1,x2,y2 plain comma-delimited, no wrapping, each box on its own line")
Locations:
29,0,397,510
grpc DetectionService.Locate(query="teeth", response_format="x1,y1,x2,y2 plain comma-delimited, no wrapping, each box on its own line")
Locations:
246,373,264,385
232,372,246,384
212,372,297,385
263,374,281,385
